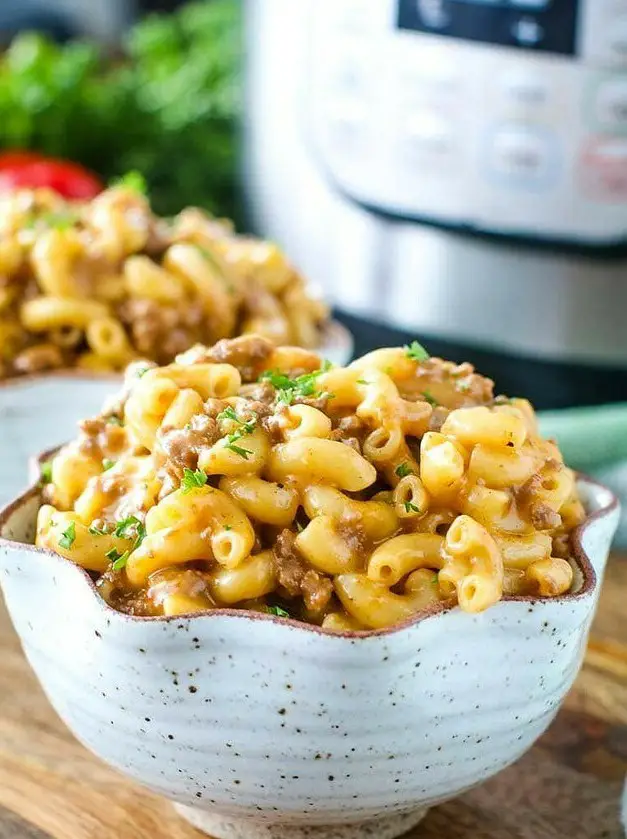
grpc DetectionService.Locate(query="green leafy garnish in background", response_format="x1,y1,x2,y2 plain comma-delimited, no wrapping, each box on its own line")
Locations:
111,170,147,194
0,0,243,221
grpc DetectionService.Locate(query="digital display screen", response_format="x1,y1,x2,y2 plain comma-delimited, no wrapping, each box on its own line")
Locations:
397,0,579,56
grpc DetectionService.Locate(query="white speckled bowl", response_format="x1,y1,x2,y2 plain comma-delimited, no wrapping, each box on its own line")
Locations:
0,321,353,510
0,477,619,839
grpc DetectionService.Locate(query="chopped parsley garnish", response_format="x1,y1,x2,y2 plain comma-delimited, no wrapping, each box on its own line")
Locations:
356,379,370,385
104,516,146,571
217,406,239,423
432,574,439,585
27,211,78,230
112,170,147,194
135,366,150,379
404,501,420,515
259,360,333,405
44,211,78,230
105,415,123,426
225,441,252,459
404,341,430,363
89,523,109,536
267,605,290,618
218,407,257,458
395,463,413,479
181,468,208,493
106,547,130,571
194,243,221,270
40,461,53,483
114,516,145,543
59,521,76,549
224,525,232,531
102,459,115,471
422,390,438,406
457,381,471,393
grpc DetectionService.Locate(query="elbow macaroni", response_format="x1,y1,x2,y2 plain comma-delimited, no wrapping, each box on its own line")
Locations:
36,338,585,629
0,185,330,378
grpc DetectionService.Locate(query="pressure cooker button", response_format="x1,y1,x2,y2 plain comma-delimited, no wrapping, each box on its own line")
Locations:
490,126,552,183
595,78,627,129
405,112,456,163
502,72,548,107
580,137,627,200
416,0,451,30
511,17,544,47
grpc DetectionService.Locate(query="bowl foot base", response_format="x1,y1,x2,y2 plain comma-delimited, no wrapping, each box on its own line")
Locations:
174,804,428,839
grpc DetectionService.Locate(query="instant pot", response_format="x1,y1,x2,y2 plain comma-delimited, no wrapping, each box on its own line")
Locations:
245,0,627,408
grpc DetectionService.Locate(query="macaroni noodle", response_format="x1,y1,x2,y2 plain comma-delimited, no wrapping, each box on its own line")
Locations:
36,337,586,629
0,185,330,379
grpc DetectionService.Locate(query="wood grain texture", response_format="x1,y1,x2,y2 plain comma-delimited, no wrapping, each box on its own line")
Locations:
0,556,626,839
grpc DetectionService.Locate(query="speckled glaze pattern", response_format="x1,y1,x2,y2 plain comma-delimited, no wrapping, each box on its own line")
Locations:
0,478,618,839
0,321,353,510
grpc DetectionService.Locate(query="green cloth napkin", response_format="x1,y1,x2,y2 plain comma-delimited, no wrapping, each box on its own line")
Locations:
538,403,627,473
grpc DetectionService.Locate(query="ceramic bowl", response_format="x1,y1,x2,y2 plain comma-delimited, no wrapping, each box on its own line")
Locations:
0,475,618,839
0,321,353,510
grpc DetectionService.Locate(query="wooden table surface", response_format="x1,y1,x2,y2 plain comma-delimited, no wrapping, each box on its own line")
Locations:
0,558,626,839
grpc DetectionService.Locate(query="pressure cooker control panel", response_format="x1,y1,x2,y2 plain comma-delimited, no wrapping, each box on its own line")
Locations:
306,0,627,245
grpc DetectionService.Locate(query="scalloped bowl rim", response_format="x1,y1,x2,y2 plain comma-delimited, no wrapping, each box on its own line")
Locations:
0,320,353,391
0,454,617,639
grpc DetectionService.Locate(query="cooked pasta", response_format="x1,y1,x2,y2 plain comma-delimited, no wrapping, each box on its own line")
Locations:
0,186,329,379
36,336,585,630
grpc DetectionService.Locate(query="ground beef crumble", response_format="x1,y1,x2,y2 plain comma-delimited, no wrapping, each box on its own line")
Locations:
208,335,274,382
272,529,333,614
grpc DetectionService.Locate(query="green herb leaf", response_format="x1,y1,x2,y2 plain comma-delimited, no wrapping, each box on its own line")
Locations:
224,525,232,531
259,362,332,405
181,467,208,493
217,406,239,423
106,547,130,571
218,408,257,457
102,459,115,471
112,553,130,571
59,521,76,549
432,574,439,585
112,170,147,194
40,211,78,230
135,367,150,379
113,515,145,544
105,415,123,426
194,243,222,271
422,390,438,406
225,441,252,459
395,463,413,479
404,341,430,363
267,605,290,618
276,388,294,406
356,379,369,385
404,501,420,515
40,461,53,483
89,523,109,536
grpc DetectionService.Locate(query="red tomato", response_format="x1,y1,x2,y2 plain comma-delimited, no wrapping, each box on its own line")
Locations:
0,153,103,200
0,150,46,169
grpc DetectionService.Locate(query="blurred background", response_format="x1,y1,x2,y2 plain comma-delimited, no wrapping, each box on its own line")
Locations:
2,0,627,535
